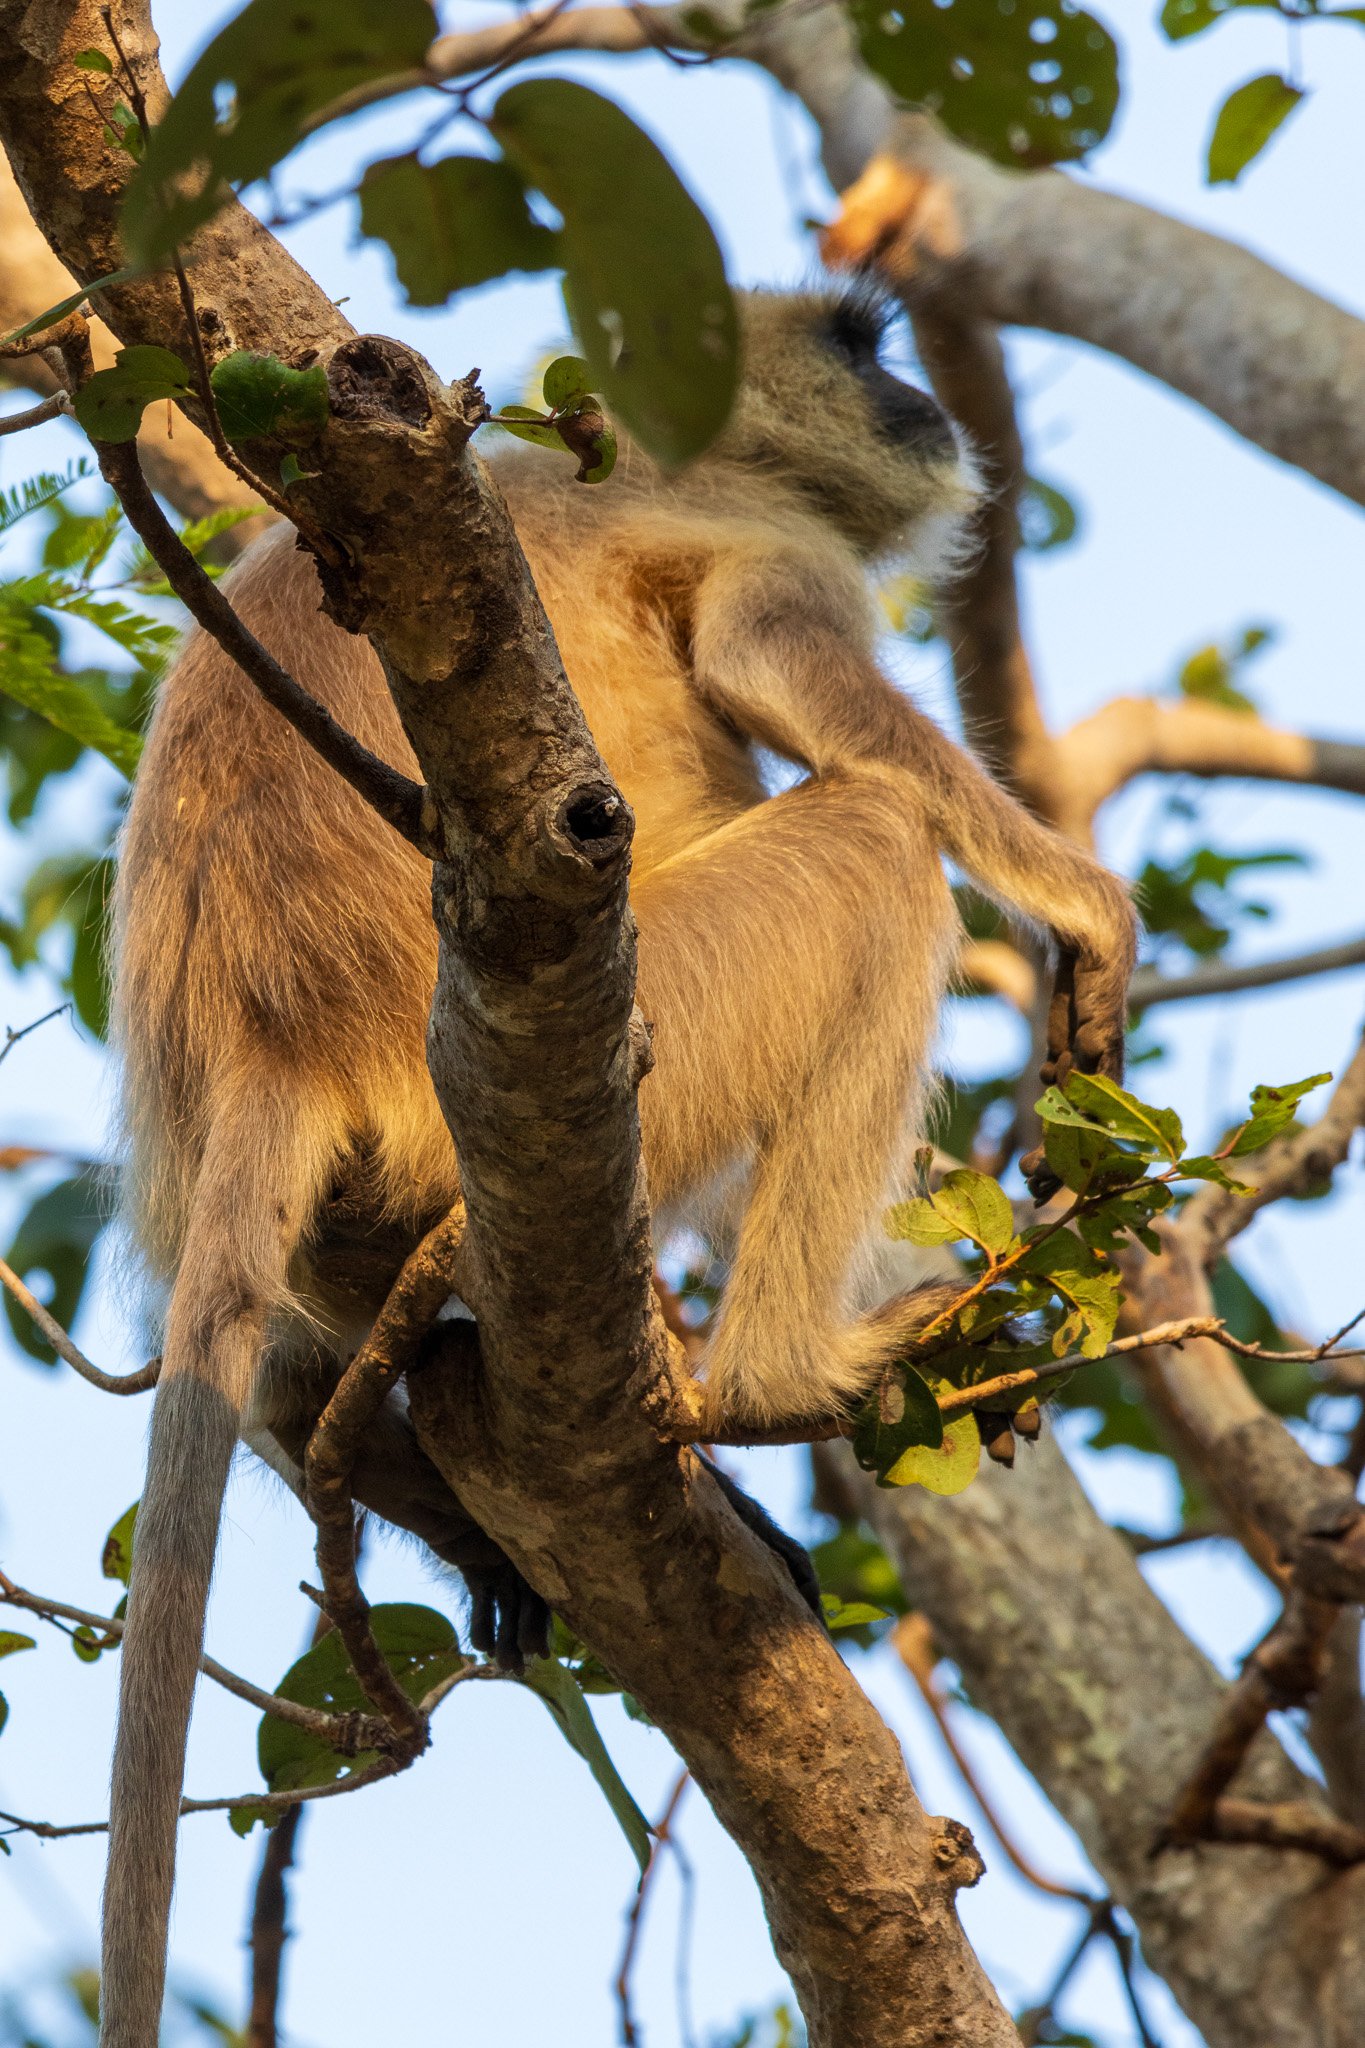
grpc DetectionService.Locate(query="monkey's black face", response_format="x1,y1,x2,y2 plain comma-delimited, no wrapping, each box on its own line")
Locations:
823,294,957,459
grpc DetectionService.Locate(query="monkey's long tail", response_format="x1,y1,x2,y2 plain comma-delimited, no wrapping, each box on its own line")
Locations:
100,1082,334,2048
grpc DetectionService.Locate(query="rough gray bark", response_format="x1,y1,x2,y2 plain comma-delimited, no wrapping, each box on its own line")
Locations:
0,5,1020,2039
832,1432,1365,2048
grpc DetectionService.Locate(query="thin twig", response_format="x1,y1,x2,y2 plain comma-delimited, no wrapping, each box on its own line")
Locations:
0,1571,389,1748
0,1256,160,1393
680,1313,1365,1447
0,390,72,435
94,439,433,852
616,1768,690,2046
304,1203,467,1742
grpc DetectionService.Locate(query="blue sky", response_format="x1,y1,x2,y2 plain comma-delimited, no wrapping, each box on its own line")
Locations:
2,2,1364,2042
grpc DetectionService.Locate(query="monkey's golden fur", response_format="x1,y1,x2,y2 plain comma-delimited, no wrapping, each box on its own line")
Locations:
103,289,1136,2046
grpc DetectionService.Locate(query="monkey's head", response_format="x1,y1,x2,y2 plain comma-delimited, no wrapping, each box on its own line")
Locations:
710,287,980,564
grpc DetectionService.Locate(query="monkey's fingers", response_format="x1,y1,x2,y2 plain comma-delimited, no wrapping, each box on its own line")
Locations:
1068,953,1129,1083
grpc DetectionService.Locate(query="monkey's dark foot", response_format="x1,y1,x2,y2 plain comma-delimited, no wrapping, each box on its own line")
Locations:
436,1525,551,1674
1019,1143,1062,1205
704,1459,826,1625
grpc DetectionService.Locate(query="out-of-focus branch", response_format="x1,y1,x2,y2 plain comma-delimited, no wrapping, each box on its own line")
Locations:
246,1801,303,2048
1308,1610,1365,1830
0,154,268,544
1052,696,1365,834
1131,936,1365,1011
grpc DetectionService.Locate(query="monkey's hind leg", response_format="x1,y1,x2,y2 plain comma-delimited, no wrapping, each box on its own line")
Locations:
634,769,960,1434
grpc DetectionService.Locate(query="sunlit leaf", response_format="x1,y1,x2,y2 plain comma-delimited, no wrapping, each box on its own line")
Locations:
884,1409,981,1493
1229,1072,1331,1155
102,1502,139,1585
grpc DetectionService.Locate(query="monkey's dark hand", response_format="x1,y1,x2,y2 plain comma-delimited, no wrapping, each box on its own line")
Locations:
1020,945,1128,1203
704,1459,825,1624
437,1524,551,1675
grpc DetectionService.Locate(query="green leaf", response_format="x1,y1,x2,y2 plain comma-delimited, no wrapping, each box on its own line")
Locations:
1019,474,1079,551
358,153,558,306
852,1361,945,1484
884,1195,962,1245
809,1526,908,1617
491,80,738,468
519,1658,652,1875
0,603,144,778
0,1632,35,1658
122,0,436,263
1017,1235,1121,1357
229,1801,279,1837
209,352,329,447
1063,1072,1184,1163
102,1502,138,1585
74,47,115,71
72,345,193,444
0,270,141,353
259,1603,467,1794
820,1594,893,1630
1207,73,1304,185
0,852,118,1036
3,1168,105,1362
1042,1118,1119,1194
542,356,594,409
72,1623,107,1663
929,1168,1015,1254
1230,1072,1331,1155
1076,1177,1173,1255
1177,1154,1255,1194
883,1410,981,1493
848,0,1120,169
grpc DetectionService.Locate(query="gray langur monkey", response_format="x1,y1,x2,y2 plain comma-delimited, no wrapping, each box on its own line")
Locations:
101,286,1137,2045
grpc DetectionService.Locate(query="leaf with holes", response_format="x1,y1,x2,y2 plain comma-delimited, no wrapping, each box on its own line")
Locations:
1017,1235,1121,1357
884,1405,981,1493
1207,73,1304,184
72,346,192,444
848,0,1120,169
491,81,738,468
359,153,558,306
209,353,329,447
1229,1072,1331,1155
852,1362,945,1484
122,0,435,263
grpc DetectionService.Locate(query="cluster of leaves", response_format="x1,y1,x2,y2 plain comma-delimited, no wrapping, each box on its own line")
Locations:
79,0,737,473
1161,0,1365,182
232,1603,652,1873
1137,841,1307,963
850,1065,1328,1490
492,353,618,484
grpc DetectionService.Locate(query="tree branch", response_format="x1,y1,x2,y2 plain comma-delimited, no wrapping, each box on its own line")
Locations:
0,1252,160,1393
0,8,1022,2038
830,1431,1365,2048
1131,935,1365,1010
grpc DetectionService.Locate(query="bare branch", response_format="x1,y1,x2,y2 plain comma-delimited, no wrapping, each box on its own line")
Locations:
1132,935,1365,1010
1208,1796,1365,1866
0,1571,390,1749
616,1768,691,2046
0,388,70,433
246,1803,304,2048
304,1204,467,1742
0,1254,160,1394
